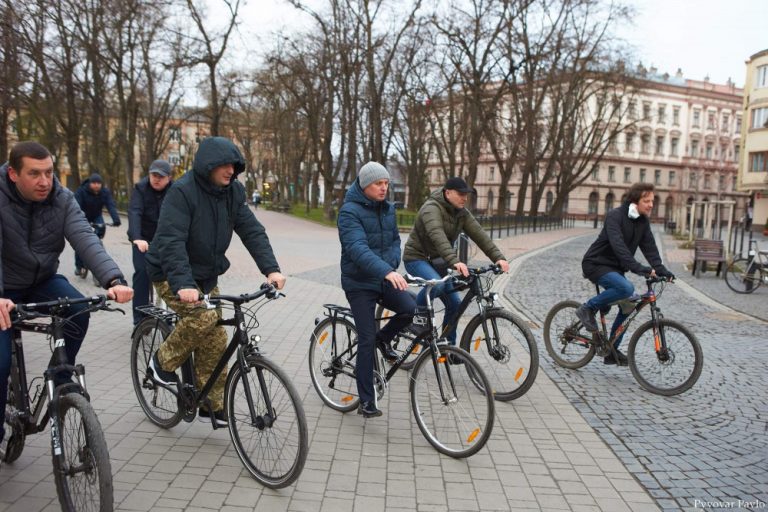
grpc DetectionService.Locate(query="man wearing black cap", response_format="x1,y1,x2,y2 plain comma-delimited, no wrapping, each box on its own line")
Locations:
403,177,509,345
127,159,173,325
73,171,122,277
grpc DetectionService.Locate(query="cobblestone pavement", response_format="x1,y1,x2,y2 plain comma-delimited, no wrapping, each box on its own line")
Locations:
503,232,768,511
0,212,667,512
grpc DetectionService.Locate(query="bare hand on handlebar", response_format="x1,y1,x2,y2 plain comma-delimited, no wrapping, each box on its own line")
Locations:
0,298,15,330
453,262,469,277
107,284,134,303
267,271,287,290
496,260,510,273
385,271,408,290
177,288,201,304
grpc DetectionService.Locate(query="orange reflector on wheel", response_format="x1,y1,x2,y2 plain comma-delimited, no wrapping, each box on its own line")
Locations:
341,395,354,403
654,334,660,351
413,345,421,354
474,337,481,351
318,332,328,345
515,367,524,382
438,356,447,363
467,428,480,443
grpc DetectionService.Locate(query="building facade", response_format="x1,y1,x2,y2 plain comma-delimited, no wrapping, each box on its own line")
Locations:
737,49,768,231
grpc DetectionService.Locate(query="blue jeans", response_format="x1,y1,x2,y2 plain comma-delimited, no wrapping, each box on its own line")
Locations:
586,272,634,349
0,274,90,442
74,215,105,271
132,244,150,325
345,284,415,404
404,260,462,345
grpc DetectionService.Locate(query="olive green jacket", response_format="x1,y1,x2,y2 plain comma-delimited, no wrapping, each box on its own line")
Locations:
403,188,505,266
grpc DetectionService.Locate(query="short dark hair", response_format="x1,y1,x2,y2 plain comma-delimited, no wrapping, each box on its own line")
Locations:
626,182,654,204
9,141,51,172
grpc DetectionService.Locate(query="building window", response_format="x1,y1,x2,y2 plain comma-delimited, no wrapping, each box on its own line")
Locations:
751,107,768,129
546,191,554,213
654,169,661,185
693,109,701,128
721,113,729,132
605,193,615,212
669,170,676,186
690,139,699,157
642,102,651,121
657,104,666,124
639,168,646,182
169,127,181,142
624,167,631,183
690,172,697,188
489,166,495,180
721,144,728,161
749,152,768,172
641,134,650,154
588,192,599,215
608,166,616,182
757,64,768,88
736,115,742,134
707,111,716,130
673,106,680,126
487,190,494,211
735,144,740,162
719,174,725,190
628,100,637,119
591,165,599,181
705,142,713,159
655,136,664,155
704,173,711,189
625,132,635,152
670,138,679,156
169,154,180,165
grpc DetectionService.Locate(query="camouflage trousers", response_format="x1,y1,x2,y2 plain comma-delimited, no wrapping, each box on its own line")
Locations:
154,281,228,411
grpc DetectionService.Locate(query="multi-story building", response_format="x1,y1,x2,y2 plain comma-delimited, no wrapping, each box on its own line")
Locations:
737,49,768,231
425,70,748,225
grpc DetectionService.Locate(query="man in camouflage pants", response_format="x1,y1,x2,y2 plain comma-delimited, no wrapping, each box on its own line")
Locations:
145,137,285,426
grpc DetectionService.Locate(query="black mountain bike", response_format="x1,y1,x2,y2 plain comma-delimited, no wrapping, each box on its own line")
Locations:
376,265,538,401
130,284,308,488
309,273,495,458
543,276,703,396
3,295,118,511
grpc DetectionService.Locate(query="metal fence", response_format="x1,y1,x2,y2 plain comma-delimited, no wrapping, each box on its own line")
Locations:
474,214,577,239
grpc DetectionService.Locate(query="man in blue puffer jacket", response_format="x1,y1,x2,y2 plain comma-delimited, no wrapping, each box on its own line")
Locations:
338,161,415,418
73,172,122,277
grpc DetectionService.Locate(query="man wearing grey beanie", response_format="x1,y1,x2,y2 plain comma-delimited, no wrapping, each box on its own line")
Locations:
337,161,416,418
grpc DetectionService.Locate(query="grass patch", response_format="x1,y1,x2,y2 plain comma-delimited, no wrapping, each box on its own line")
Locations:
281,202,418,228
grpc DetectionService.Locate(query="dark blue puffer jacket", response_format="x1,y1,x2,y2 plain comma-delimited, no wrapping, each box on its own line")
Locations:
74,179,121,225
338,180,401,292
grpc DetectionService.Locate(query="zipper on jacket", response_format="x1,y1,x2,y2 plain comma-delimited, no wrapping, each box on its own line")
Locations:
27,202,41,285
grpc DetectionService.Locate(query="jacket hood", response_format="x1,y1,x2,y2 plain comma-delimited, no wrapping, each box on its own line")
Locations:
192,137,246,182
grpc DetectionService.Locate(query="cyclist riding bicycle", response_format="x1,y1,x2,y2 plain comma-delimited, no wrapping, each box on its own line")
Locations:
74,171,122,277
0,140,134,447
144,136,285,427
575,182,675,365
403,176,509,346
338,161,416,419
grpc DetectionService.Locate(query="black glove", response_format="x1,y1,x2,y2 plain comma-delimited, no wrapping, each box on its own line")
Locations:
656,268,675,281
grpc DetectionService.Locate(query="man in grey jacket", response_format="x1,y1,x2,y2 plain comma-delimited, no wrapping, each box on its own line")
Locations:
0,141,134,446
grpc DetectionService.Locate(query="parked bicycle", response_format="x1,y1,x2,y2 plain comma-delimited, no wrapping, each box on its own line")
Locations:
3,295,118,511
309,272,495,458
376,264,538,401
725,240,767,294
543,276,702,396
130,284,308,488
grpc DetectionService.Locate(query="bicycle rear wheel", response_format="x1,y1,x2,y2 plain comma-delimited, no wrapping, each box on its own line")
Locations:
53,393,113,512
130,317,182,428
226,355,308,488
724,257,763,294
628,319,703,396
543,300,596,369
409,345,495,458
308,317,360,412
460,309,539,401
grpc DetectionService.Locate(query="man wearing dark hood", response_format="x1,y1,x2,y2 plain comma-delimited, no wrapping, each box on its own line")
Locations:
145,137,285,426
73,171,122,277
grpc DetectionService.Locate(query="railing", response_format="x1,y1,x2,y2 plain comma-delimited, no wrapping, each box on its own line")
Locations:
474,214,576,238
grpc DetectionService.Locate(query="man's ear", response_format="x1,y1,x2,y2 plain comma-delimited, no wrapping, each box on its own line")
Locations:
7,166,19,183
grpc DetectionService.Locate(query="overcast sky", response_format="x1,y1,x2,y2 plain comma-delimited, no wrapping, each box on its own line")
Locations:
229,0,767,88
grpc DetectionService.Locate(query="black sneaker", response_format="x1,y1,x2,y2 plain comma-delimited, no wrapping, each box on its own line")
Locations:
376,338,398,362
407,322,430,337
575,304,598,332
149,352,178,386
604,350,629,366
357,401,382,418
199,408,228,427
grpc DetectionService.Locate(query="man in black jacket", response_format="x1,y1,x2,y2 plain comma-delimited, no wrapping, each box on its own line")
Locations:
128,159,172,325
145,137,285,426
0,141,133,446
576,182,674,365
73,172,122,277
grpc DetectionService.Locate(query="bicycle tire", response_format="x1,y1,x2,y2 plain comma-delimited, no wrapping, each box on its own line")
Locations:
53,393,113,512
308,316,360,412
627,319,703,396
543,300,596,369
375,304,421,370
460,309,539,401
409,345,495,458
2,391,25,463
724,257,763,294
225,355,308,489
130,317,183,428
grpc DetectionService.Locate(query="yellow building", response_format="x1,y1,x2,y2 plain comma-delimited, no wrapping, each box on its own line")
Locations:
738,49,768,231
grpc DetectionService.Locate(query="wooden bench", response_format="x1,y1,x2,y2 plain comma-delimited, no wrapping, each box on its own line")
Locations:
692,239,725,278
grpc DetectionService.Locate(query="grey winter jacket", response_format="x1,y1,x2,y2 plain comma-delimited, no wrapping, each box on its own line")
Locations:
0,163,124,294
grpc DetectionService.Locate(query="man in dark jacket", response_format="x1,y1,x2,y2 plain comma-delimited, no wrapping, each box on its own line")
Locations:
576,182,674,365
73,172,122,277
144,137,285,427
128,159,172,325
403,177,509,345
338,161,416,418
0,141,133,446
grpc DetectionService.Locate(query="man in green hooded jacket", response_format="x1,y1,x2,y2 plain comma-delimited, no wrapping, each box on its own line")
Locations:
403,177,509,345
145,136,285,426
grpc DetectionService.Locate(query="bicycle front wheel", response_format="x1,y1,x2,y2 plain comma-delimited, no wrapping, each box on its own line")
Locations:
130,318,182,428
409,345,495,458
226,355,308,489
53,393,113,512
725,257,763,294
308,316,360,412
460,309,539,401
628,319,703,396
543,300,596,369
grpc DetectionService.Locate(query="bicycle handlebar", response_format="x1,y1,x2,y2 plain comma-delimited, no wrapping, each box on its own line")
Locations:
12,295,119,323
196,283,283,306
404,263,502,287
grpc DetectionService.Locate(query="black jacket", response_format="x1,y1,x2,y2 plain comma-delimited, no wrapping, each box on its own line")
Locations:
74,179,121,225
145,137,280,294
582,202,669,282
127,176,171,242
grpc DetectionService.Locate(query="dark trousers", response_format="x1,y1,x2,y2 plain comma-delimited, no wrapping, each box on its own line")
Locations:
131,244,150,325
345,284,416,404
1,274,89,439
